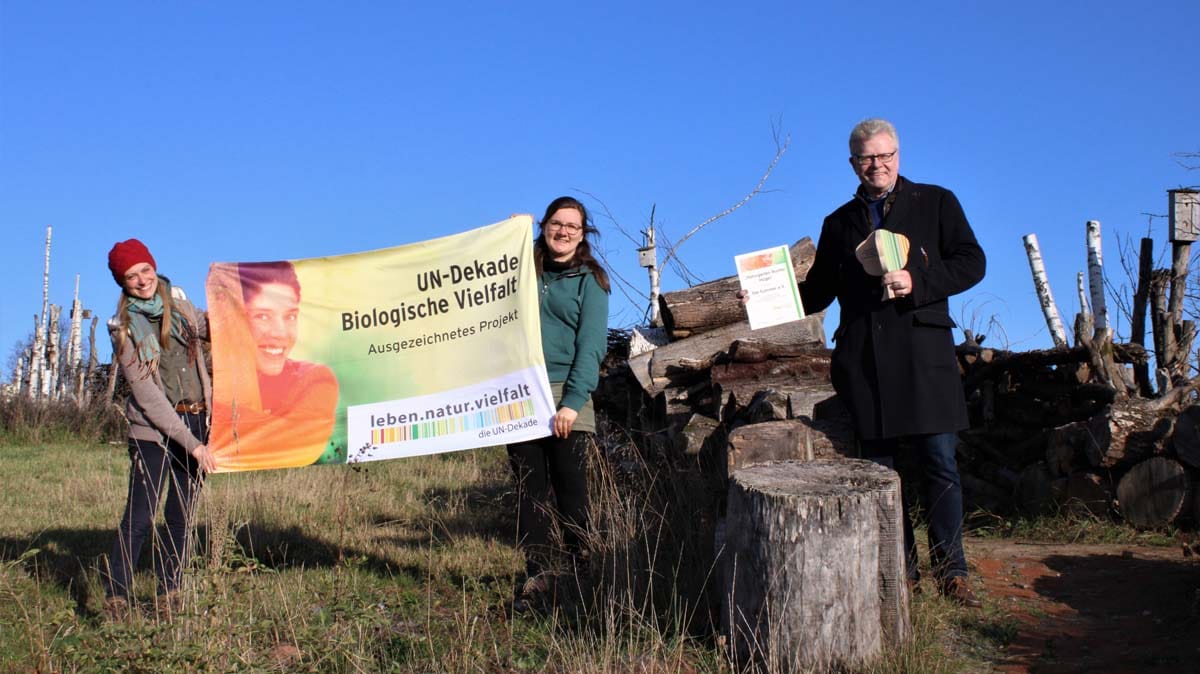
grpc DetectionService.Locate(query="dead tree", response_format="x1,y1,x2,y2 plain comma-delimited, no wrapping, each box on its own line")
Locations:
1023,233,1068,348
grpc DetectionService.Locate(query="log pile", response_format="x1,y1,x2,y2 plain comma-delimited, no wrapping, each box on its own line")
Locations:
956,334,1200,529
600,238,857,484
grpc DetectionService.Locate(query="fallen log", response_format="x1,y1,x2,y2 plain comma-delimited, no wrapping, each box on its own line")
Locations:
1083,402,1175,469
1116,457,1191,529
659,238,816,339
1170,403,1200,469
628,315,825,395
721,459,910,671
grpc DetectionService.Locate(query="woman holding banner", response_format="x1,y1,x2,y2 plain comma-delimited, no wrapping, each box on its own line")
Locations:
508,196,610,613
102,239,216,620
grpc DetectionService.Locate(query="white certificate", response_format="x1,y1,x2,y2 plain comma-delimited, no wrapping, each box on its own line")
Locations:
735,245,806,330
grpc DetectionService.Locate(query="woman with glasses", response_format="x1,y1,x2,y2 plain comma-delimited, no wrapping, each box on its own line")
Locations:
507,196,610,614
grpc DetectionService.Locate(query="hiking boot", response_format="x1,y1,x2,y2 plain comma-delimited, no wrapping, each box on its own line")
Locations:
512,574,549,615
941,576,982,608
102,596,131,622
153,591,184,621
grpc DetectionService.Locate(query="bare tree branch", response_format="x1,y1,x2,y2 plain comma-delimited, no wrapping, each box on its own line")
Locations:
661,123,790,270
572,189,642,247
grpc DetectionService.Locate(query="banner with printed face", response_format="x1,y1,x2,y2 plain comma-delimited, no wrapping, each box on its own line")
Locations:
205,216,555,473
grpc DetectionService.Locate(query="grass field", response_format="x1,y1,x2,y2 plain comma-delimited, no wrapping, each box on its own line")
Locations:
0,434,1031,673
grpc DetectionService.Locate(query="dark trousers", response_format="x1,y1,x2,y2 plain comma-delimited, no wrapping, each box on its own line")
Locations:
506,431,591,578
105,412,206,599
861,432,968,581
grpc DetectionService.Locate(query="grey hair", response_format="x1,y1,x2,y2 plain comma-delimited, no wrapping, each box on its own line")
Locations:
849,118,899,152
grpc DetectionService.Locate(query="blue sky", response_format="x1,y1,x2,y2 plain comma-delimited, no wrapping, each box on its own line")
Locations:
2,1,1197,376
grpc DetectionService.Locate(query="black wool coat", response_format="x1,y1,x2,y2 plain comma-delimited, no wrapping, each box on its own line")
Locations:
800,176,986,440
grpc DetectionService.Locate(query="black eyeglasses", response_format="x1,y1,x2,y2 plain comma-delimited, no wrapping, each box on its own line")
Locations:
546,220,583,234
851,150,897,167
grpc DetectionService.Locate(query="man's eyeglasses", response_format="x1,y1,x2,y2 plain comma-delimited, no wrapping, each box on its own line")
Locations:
851,150,897,167
546,220,583,234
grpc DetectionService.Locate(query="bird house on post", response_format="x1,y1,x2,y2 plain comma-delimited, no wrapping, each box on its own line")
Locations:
637,245,656,268
1168,188,1199,243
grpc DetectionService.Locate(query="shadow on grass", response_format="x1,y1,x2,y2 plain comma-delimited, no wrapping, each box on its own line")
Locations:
0,521,429,617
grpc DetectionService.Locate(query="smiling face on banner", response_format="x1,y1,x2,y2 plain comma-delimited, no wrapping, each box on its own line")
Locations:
245,282,301,376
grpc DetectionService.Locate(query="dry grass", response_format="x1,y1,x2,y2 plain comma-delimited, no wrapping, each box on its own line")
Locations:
0,410,1011,672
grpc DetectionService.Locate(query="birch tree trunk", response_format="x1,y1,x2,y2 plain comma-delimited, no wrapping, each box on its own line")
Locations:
1022,233,1068,348
45,304,61,399
646,221,661,327
1076,271,1090,320
1086,220,1109,334
29,315,44,400
82,313,98,402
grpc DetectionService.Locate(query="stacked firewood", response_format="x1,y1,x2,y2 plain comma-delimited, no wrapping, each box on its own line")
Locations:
956,332,1200,529
596,239,857,482
597,229,1200,531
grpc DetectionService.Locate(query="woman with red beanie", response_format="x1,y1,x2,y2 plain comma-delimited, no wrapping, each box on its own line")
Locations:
102,238,215,620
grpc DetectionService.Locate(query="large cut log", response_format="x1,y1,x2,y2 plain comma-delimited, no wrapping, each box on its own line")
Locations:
1116,457,1191,529
659,238,816,339
710,350,833,419
727,420,813,472
721,459,910,671
628,315,825,395
1170,403,1200,469
1083,402,1175,469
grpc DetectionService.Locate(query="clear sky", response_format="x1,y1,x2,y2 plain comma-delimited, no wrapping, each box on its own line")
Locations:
2,1,1196,377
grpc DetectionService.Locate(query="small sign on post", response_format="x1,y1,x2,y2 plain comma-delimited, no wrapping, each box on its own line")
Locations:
1168,188,1199,243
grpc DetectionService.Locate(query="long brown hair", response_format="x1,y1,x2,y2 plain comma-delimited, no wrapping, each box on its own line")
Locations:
112,277,175,356
533,196,611,293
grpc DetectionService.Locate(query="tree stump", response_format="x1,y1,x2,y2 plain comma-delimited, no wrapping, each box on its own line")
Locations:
721,459,910,671
1116,457,1191,529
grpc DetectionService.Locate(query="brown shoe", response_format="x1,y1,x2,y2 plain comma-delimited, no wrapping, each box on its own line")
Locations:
512,574,550,614
101,596,131,622
153,591,184,621
941,577,982,608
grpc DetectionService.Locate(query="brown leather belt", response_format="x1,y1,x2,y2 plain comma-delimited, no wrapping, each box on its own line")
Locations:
175,401,206,414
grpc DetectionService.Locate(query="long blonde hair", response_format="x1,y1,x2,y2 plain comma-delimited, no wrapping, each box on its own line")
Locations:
112,279,175,357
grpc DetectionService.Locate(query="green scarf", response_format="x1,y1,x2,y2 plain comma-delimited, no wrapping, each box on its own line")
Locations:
126,279,191,368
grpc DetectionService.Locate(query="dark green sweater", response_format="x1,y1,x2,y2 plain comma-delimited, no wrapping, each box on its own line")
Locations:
539,260,609,412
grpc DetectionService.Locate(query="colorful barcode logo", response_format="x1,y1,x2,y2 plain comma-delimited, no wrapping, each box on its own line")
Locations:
371,399,535,445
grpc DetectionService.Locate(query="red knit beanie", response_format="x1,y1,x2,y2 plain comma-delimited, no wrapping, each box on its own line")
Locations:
107,239,157,285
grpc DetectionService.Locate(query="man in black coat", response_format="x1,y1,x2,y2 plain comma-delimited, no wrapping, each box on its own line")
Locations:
800,118,986,607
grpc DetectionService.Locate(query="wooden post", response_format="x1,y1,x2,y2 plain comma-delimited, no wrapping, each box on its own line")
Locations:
29,315,44,400
1130,238,1154,396
639,204,662,328
722,459,910,671
1022,234,1068,348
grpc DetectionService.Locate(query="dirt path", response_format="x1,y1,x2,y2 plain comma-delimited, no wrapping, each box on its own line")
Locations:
967,539,1200,673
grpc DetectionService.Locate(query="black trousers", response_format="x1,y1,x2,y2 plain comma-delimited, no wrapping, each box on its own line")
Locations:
105,412,206,599
506,431,591,578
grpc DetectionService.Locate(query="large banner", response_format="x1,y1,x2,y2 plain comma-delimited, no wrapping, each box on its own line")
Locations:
205,216,555,473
